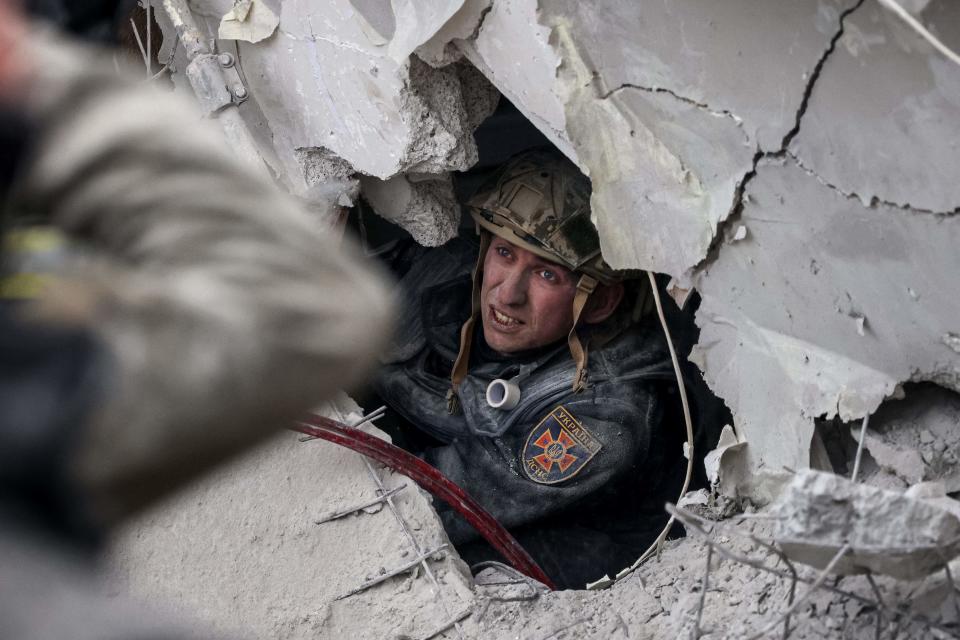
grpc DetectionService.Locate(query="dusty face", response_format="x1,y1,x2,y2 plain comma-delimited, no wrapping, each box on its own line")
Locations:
480,237,578,354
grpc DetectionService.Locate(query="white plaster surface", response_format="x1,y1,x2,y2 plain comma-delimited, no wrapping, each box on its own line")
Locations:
692,158,960,479
541,0,859,276
155,0,488,188
791,1,960,213
455,0,577,161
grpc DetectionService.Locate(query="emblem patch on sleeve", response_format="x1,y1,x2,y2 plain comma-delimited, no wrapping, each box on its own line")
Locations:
521,405,602,484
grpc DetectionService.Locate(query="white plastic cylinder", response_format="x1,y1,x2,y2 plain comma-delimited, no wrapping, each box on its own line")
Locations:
486,378,521,410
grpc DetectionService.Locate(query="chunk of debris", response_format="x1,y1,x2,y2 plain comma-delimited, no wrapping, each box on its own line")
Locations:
851,384,960,492
850,423,924,485
665,277,694,310
360,173,460,246
853,314,866,336
943,332,960,354
703,424,748,499
772,469,960,580
676,488,709,509
218,0,279,43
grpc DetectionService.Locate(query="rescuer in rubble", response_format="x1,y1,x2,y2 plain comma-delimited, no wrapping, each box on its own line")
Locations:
374,149,724,589
0,1,392,635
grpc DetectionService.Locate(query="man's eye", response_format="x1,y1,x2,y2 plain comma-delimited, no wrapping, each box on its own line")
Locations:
496,246,511,258
540,270,557,282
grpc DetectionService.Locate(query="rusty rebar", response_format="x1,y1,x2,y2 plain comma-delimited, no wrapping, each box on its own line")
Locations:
291,413,556,589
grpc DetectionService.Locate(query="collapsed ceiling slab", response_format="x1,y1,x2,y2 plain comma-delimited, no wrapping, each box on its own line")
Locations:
452,0,577,162
691,156,960,485
155,0,495,244
688,0,960,482
541,0,861,275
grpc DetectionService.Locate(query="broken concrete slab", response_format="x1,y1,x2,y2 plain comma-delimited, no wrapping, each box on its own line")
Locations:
853,424,926,486
858,384,960,491
905,482,960,522
154,0,491,183
556,75,756,274
546,0,860,153
108,400,474,640
479,516,947,638
153,0,500,245
772,469,960,580
387,0,467,63
540,0,859,275
454,0,577,162
415,0,490,68
112,464,956,638
692,157,960,482
295,146,360,218
401,57,496,174
360,172,460,246
703,424,750,499
217,0,279,44
790,0,960,213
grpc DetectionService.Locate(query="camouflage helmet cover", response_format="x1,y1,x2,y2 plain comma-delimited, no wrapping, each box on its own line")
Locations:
467,149,622,284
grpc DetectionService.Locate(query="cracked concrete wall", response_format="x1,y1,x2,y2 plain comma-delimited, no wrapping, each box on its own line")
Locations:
688,0,960,487
545,0,862,276
409,0,960,490
791,1,960,213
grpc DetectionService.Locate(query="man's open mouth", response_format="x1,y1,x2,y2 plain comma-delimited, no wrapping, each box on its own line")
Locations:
489,306,523,328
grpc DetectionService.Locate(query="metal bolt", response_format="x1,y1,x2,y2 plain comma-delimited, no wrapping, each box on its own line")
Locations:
218,53,234,68
232,84,248,99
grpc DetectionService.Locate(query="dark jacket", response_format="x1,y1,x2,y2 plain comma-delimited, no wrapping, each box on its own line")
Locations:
375,237,697,588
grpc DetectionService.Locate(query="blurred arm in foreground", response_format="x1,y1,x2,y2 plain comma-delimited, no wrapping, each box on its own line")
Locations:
1,2,394,533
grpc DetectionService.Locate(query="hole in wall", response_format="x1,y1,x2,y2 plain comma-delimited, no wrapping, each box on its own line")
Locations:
351,90,732,589
815,382,960,495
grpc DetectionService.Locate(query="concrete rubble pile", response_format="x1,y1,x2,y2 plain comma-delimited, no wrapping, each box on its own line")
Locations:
772,469,960,580
108,0,960,637
824,384,960,493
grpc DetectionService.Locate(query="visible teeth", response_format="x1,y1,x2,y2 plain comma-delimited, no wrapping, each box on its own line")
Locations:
493,309,519,326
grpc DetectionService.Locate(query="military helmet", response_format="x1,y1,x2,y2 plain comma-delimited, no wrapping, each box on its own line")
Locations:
467,149,622,285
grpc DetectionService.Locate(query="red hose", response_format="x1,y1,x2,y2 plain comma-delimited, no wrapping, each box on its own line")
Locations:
291,413,556,590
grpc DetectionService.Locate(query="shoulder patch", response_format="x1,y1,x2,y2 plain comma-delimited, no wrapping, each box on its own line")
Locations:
520,405,602,484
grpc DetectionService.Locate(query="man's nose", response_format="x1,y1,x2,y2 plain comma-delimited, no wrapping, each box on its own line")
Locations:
495,267,528,306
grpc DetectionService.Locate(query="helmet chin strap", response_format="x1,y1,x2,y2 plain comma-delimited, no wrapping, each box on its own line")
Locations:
448,232,490,414
568,274,597,393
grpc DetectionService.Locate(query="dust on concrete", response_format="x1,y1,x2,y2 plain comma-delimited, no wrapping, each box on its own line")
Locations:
476,517,958,639
108,399,475,640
